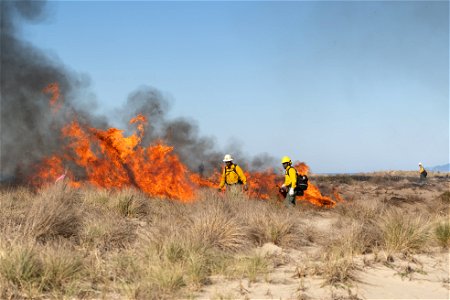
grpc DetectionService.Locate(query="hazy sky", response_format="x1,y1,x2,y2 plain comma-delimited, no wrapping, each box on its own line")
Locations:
20,1,449,173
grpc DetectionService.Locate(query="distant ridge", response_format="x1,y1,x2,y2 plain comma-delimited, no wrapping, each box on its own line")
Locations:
430,163,450,172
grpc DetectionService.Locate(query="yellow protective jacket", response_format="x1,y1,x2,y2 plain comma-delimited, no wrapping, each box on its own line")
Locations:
284,166,297,190
419,165,425,174
219,164,247,188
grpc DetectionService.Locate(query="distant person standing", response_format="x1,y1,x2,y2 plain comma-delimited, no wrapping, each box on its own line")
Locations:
218,154,248,195
280,156,297,208
418,162,427,183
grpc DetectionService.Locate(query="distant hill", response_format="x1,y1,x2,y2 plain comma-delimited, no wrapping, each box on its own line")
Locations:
430,163,450,172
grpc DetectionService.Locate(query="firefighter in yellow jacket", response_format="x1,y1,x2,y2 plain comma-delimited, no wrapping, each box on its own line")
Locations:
280,156,297,207
218,154,248,193
418,162,427,183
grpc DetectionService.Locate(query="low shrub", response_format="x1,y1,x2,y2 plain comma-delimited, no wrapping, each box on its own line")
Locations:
22,184,82,242
380,208,430,253
434,222,450,248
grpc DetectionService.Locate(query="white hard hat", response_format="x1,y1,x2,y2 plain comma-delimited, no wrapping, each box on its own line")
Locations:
223,154,233,162
418,162,422,166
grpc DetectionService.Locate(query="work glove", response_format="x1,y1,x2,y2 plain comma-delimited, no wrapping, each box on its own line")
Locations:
288,188,295,196
243,184,248,191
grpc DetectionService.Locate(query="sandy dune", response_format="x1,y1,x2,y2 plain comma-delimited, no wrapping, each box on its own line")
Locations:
196,174,450,299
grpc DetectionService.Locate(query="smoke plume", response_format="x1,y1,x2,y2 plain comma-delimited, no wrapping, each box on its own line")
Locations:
0,1,275,184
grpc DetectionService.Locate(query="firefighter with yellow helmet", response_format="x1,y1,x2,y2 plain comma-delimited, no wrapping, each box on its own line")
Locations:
280,156,297,207
218,154,248,194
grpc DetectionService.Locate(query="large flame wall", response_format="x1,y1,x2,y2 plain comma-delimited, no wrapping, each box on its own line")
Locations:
31,83,337,207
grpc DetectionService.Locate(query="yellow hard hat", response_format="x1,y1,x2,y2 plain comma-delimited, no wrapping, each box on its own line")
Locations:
281,156,291,164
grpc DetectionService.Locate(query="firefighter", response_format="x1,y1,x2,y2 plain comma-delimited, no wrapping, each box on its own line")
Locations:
218,154,248,194
418,162,427,183
280,156,297,207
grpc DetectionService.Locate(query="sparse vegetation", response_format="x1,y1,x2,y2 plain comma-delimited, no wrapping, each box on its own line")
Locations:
380,208,430,254
439,191,450,204
434,222,450,248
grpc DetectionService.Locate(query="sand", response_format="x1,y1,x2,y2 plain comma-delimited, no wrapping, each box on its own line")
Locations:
195,174,450,299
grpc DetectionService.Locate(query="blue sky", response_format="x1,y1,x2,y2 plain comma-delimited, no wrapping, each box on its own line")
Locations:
21,1,449,173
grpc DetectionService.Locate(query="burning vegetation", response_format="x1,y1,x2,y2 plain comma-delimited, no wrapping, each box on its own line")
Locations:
27,83,338,207
2,1,336,207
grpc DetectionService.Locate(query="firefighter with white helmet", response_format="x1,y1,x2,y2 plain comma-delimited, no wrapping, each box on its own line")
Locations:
418,162,427,183
280,156,297,207
218,154,248,193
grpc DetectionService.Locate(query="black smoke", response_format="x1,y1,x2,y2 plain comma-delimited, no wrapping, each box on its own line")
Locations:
117,86,259,175
2,1,67,181
117,86,278,174
0,1,275,184
0,1,112,183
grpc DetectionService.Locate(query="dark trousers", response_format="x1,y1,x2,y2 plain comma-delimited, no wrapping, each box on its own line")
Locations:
419,172,427,183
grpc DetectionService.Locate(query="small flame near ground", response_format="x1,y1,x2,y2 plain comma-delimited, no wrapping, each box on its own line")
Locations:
30,83,339,207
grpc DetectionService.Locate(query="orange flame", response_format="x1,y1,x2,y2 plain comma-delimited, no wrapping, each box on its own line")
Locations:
33,83,340,206
241,163,337,207
43,82,62,114
32,116,196,201
294,162,336,207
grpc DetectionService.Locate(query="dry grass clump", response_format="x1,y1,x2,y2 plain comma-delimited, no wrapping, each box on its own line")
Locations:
379,208,430,254
107,233,216,298
0,186,34,212
106,188,150,218
77,188,147,251
188,207,250,252
434,221,450,248
223,254,269,283
0,187,35,236
140,198,239,251
333,199,384,253
81,186,111,206
0,242,43,297
22,183,82,242
325,222,368,256
335,197,384,221
36,242,84,295
0,240,85,299
246,210,305,247
118,248,187,300
313,222,363,286
319,249,357,287
197,194,310,247
438,190,450,204
80,211,137,251
81,187,150,218
220,195,309,248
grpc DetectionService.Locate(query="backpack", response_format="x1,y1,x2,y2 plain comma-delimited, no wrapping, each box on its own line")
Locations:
295,174,308,196
286,166,309,196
